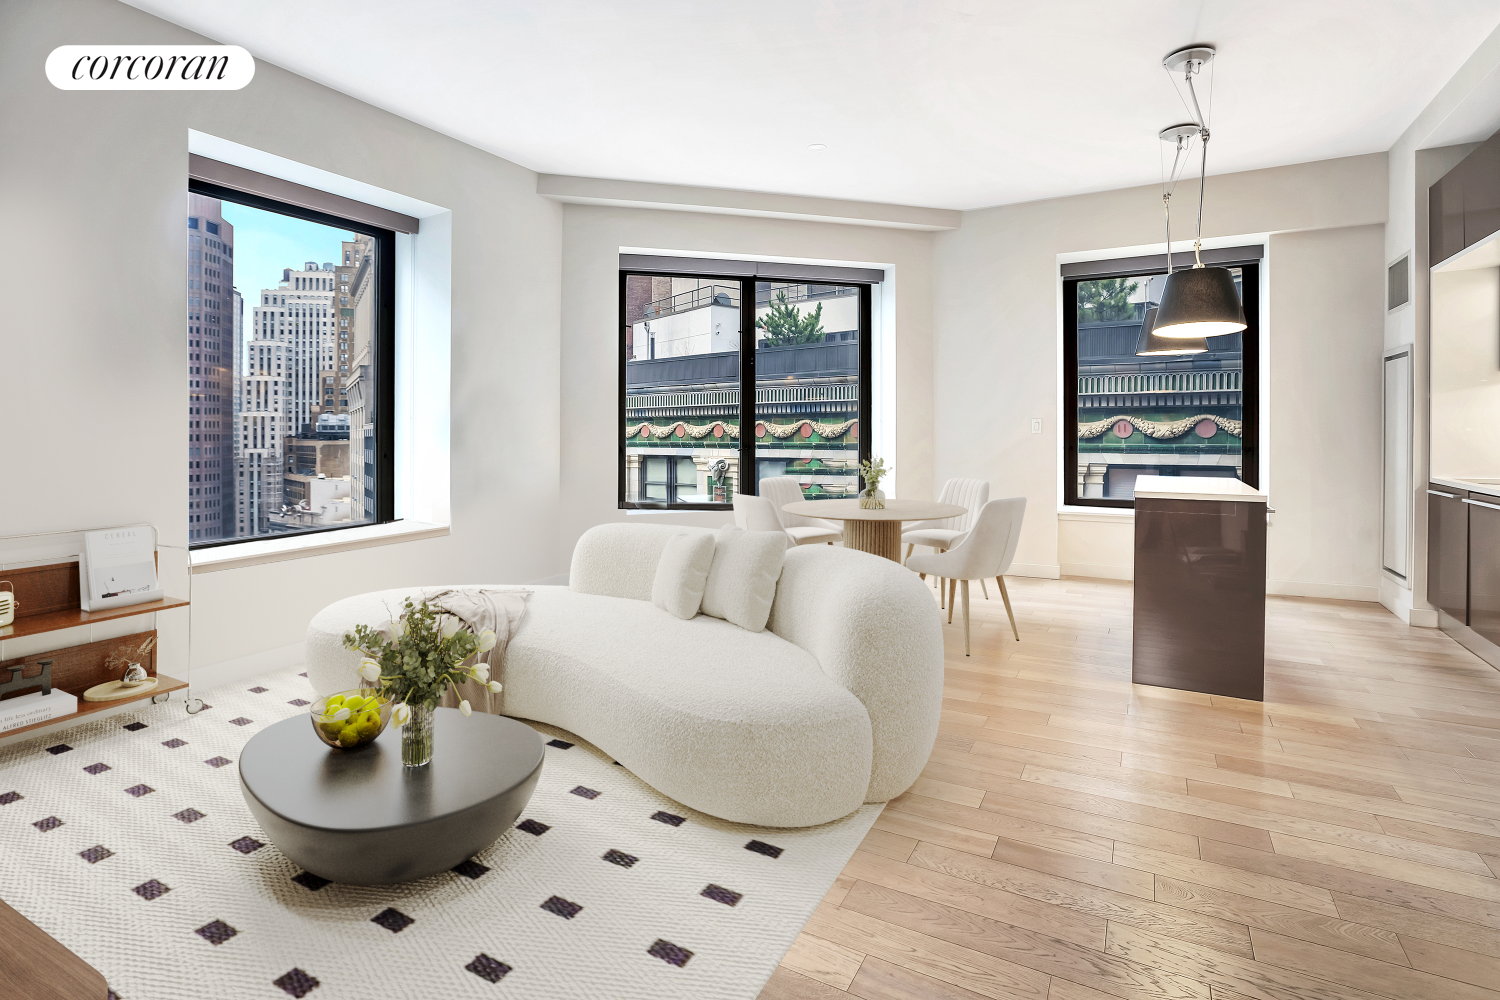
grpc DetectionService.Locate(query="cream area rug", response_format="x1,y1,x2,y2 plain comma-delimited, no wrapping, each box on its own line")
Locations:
0,667,879,1000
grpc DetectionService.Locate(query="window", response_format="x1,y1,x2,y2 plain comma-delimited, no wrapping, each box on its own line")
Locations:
1063,250,1260,507
619,262,874,510
187,177,394,548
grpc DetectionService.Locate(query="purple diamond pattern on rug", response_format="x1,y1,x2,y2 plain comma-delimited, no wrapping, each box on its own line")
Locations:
287,699,309,707
230,836,264,855
229,717,253,727
161,739,187,749
205,757,232,769
292,872,332,892
570,786,600,800
33,816,62,832
273,968,319,998
83,762,111,775
298,672,307,677
107,990,119,999
651,811,685,827
648,939,693,967
79,845,113,864
540,895,582,919
124,784,153,798
0,791,21,806
45,744,72,755
516,818,549,836
701,884,742,906
451,859,490,880
173,807,205,824
465,954,512,983
602,849,638,869
546,739,574,749
195,920,238,946
122,721,147,732
745,839,783,859
370,907,414,933
133,879,170,901
248,686,269,694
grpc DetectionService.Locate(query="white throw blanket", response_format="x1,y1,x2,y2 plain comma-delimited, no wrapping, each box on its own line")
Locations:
421,587,530,715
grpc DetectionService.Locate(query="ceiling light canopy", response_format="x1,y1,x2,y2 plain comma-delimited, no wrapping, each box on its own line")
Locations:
1151,43,1248,340
1135,306,1207,355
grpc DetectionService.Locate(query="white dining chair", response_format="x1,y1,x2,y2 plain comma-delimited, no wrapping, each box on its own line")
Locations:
903,478,989,605
758,477,842,546
732,493,793,548
905,497,1026,655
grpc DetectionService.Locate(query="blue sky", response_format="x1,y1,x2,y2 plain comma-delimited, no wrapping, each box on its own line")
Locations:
220,200,354,328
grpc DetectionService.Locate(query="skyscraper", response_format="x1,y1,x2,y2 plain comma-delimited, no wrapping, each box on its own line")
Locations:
186,195,234,543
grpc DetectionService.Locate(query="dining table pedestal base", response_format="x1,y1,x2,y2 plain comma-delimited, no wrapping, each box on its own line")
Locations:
843,518,902,561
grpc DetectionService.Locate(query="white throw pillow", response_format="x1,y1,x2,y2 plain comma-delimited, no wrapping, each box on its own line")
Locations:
650,532,716,620
700,525,786,632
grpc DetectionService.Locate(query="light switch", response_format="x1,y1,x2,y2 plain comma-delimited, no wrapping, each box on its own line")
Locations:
1030,418,1043,434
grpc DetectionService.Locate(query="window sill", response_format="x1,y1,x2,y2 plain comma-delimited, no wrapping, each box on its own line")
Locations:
190,520,449,574
1057,508,1135,522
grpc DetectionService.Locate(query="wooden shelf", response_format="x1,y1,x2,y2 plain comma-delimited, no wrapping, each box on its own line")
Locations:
0,674,188,741
0,597,189,642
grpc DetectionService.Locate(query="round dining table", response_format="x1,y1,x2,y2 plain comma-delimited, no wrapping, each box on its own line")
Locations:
781,498,967,561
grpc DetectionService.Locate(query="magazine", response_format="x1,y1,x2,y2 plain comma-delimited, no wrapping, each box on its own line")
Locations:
78,526,162,612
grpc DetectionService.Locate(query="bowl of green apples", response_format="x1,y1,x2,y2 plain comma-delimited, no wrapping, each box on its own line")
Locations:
310,689,393,750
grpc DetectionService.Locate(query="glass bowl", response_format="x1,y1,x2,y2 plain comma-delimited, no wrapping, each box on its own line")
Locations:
310,689,393,750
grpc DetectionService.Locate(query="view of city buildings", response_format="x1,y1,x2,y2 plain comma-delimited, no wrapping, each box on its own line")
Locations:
623,276,862,505
188,196,376,545
1075,270,1246,500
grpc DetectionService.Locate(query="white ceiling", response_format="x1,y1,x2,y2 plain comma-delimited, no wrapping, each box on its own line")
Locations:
127,0,1500,211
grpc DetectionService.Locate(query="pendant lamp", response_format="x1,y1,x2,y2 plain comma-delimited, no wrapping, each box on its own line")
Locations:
1135,305,1206,355
1152,44,1247,339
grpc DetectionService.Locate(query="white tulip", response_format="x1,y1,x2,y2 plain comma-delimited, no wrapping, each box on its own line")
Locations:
440,615,463,639
330,707,351,722
382,620,403,644
359,659,382,683
473,664,490,683
477,629,497,653
391,703,411,727
487,680,503,693
459,699,472,717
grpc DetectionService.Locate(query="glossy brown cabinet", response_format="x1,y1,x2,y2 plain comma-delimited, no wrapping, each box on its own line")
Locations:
1132,497,1266,701
1431,169,1466,265
1467,495,1500,648
1430,126,1500,266
1428,484,1469,624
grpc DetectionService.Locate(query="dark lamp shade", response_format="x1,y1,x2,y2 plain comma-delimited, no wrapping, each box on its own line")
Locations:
1153,266,1246,338
1135,306,1207,356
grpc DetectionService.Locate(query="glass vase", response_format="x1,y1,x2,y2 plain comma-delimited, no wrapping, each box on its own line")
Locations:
402,702,436,767
859,487,886,510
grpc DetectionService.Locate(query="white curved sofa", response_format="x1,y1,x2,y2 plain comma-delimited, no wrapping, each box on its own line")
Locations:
305,523,943,827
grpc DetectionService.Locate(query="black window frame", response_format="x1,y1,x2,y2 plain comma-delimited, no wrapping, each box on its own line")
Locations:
1063,256,1260,510
188,178,397,549
618,268,874,511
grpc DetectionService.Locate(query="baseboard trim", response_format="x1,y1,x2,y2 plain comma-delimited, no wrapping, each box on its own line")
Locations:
1009,563,1062,580
190,641,305,692
1059,563,1132,582
1266,580,1380,603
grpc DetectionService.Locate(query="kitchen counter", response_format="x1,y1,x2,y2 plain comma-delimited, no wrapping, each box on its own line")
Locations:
1432,476,1500,499
1132,475,1268,503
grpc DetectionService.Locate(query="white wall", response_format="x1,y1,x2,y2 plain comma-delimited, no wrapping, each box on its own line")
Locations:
0,0,562,670
1431,267,1500,476
556,204,936,566
931,154,1389,591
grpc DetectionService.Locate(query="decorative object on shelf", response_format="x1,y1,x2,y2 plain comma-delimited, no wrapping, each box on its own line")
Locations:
308,689,393,750
83,657,160,702
0,581,15,628
858,456,889,510
343,598,501,767
121,662,150,686
0,660,78,733
78,525,162,612
1152,45,1247,340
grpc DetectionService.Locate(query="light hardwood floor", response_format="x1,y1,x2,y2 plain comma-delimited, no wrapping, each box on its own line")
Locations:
758,575,1500,1000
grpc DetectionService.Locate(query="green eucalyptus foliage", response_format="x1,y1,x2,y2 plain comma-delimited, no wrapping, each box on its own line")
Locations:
342,598,481,709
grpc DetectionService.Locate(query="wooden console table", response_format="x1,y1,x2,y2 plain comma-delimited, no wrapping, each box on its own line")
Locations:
0,898,108,998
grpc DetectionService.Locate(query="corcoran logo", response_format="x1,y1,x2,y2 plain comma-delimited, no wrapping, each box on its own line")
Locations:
46,45,254,90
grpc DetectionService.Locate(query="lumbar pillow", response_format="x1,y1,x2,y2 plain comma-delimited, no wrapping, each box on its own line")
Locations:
650,532,716,621
700,525,787,632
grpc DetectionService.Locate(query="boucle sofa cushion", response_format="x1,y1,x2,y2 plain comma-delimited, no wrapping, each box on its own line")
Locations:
650,532,715,620
699,525,785,632
569,522,713,601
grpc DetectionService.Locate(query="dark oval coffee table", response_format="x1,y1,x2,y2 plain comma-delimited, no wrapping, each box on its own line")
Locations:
239,707,544,885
